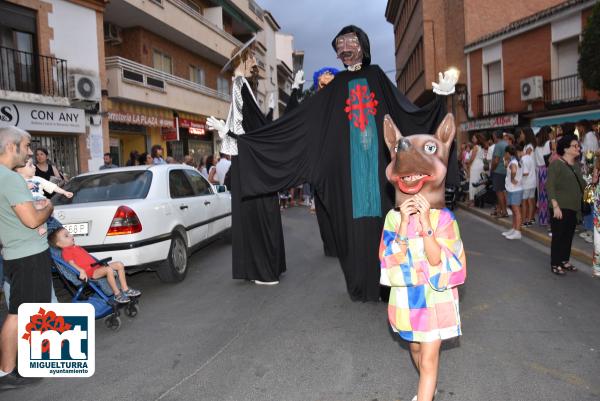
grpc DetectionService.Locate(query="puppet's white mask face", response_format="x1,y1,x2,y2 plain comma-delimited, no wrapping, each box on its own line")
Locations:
335,33,363,67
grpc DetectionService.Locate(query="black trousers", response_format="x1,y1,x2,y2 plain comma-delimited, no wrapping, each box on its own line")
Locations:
550,208,577,266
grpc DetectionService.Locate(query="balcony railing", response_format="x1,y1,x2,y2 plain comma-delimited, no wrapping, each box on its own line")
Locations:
0,46,68,97
166,0,243,48
477,90,504,117
278,87,290,104
106,56,231,102
544,74,584,105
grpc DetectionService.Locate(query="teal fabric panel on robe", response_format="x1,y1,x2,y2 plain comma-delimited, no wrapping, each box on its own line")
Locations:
346,78,381,219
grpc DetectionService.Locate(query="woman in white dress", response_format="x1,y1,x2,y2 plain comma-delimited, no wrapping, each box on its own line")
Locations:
468,133,487,205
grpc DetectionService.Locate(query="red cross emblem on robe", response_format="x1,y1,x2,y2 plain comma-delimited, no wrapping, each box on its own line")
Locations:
345,83,379,133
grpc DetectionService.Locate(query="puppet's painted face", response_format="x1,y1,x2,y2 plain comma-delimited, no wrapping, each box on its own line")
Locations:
383,114,456,209
335,33,363,67
318,71,335,89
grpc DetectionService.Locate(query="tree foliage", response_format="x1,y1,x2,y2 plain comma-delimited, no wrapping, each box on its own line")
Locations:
578,2,600,93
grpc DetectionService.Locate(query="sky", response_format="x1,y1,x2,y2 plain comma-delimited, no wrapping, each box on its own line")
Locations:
255,0,396,87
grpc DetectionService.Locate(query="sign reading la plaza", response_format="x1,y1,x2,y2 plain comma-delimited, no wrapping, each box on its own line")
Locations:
0,100,86,133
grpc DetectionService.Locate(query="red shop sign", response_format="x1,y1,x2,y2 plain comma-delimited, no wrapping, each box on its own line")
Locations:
162,127,178,141
179,118,206,135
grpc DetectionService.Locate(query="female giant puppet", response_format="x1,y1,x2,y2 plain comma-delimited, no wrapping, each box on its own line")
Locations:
212,26,458,300
208,42,286,285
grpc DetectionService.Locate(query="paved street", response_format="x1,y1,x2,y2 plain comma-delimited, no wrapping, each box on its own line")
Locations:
2,207,600,401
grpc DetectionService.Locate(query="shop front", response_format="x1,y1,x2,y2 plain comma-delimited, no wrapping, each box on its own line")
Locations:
169,113,212,165
107,100,173,165
0,100,86,178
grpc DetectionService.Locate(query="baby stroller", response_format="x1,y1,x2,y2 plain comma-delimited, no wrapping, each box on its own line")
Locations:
50,247,140,331
472,172,496,208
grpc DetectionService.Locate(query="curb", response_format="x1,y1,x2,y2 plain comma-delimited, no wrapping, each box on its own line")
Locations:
457,203,593,265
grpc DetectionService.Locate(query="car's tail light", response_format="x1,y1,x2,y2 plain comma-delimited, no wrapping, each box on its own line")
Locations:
107,206,142,236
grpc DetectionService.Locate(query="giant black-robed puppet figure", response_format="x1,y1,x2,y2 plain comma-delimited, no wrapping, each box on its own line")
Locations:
236,26,458,301
207,42,286,285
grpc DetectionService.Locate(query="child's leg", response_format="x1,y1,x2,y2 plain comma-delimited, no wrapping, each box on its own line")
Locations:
416,339,442,401
408,342,421,371
108,261,129,291
92,266,120,295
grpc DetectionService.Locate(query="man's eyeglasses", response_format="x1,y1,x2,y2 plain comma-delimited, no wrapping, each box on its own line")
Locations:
569,143,581,149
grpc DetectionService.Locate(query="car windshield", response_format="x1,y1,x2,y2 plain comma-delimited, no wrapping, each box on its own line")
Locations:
53,170,152,205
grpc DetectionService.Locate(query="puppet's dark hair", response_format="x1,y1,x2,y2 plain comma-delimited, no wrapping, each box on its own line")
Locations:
331,25,371,67
312,67,339,89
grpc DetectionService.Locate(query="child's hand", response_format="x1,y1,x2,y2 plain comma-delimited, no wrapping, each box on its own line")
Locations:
399,198,416,222
64,191,73,198
511,179,517,185
27,182,35,190
79,271,88,282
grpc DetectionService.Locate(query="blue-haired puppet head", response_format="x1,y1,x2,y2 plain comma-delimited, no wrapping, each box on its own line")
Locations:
313,67,339,90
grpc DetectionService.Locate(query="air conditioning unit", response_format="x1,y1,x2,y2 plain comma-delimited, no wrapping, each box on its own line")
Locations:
520,76,543,101
69,74,101,102
103,22,122,43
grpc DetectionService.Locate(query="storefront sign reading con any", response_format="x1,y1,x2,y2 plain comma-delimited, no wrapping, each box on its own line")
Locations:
0,101,85,133
460,114,519,132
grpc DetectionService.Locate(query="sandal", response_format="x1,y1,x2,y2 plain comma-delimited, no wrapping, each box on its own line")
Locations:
494,213,509,219
560,262,578,272
551,265,566,276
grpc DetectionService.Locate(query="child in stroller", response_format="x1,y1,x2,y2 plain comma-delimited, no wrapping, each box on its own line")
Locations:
49,228,141,303
49,228,141,330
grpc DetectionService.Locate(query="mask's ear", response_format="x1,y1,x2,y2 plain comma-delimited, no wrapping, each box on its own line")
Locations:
434,113,456,147
383,115,402,154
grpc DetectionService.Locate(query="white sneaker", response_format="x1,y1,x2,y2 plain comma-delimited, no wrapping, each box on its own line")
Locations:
254,280,279,285
506,230,522,240
502,228,515,236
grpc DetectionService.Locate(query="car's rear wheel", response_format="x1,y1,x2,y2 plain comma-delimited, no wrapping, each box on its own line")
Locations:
157,233,188,283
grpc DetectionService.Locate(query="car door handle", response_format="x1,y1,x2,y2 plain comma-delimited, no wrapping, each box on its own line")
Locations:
204,201,211,206
180,205,188,210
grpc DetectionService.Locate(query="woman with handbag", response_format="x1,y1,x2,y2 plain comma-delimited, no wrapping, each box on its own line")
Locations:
546,134,586,276
34,148,65,198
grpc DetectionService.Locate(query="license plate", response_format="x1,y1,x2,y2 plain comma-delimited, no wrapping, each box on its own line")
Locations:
64,222,89,236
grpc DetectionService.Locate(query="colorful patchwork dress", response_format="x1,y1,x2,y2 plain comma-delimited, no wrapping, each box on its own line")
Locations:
379,208,466,342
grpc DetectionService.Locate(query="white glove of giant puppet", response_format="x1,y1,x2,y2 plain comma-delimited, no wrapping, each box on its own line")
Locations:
268,93,275,110
432,68,460,96
206,116,227,138
292,70,305,90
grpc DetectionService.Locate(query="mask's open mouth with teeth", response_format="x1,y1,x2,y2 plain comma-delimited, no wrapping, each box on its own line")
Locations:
394,174,434,194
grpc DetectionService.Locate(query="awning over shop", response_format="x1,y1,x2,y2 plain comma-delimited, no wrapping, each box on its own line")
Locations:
106,99,174,128
531,109,600,127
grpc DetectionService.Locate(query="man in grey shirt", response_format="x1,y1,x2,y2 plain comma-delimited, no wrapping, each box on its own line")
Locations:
0,126,54,389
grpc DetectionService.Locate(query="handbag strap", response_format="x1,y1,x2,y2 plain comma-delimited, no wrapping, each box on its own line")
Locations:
561,158,584,194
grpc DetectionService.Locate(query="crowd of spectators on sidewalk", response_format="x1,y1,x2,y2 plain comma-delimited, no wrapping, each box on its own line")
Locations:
461,119,600,278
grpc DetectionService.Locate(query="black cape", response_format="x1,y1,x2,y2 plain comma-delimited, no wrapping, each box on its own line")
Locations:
238,64,450,301
229,81,286,282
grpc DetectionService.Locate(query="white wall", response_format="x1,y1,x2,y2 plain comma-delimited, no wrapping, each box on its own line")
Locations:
47,0,103,169
47,0,100,75
275,33,294,70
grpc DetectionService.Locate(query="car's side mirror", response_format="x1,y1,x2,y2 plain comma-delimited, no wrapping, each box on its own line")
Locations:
216,185,228,193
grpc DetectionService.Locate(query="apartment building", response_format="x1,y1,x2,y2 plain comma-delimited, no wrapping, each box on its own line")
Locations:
253,9,275,115
103,0,263,164
384,0,589,141
465,0,599,133
0,0,107,175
